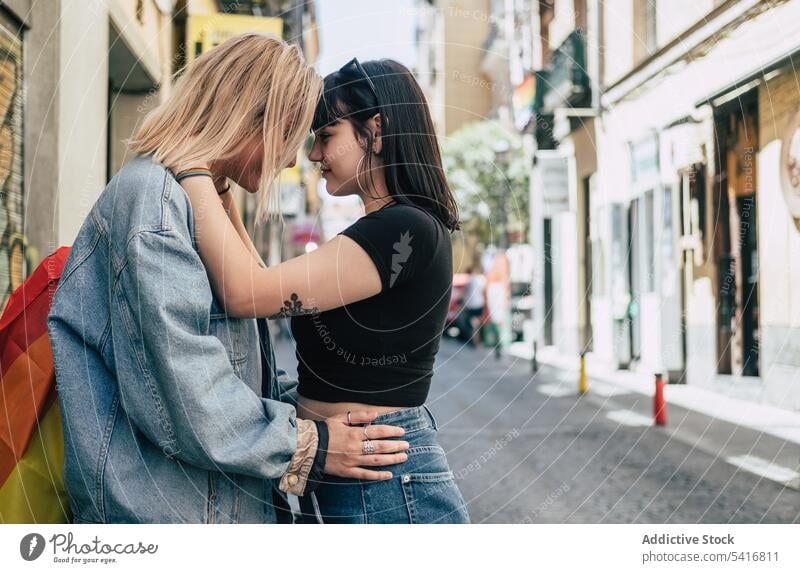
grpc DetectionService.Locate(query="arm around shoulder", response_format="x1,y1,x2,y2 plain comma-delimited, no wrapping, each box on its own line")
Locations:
112,228,314,485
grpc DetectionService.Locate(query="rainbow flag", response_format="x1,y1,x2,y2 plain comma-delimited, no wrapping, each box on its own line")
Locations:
0,247,71,523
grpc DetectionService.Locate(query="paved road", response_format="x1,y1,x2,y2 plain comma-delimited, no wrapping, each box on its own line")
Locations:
273,335,800,523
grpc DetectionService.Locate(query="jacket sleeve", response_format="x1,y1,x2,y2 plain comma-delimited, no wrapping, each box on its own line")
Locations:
112,228,318,493
275,369,300,408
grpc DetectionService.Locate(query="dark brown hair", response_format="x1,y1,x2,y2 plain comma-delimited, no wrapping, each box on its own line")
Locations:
313,59,460,231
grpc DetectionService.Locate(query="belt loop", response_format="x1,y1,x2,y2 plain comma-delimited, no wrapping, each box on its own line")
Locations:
422,404,438,431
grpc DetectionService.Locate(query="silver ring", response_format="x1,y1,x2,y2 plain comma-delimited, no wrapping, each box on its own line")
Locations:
363,425,370,440
347,411,352,426
362,440,376,455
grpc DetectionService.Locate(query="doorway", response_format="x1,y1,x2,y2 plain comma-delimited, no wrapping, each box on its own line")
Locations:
579,175,594,352
543,218,554,346
713,93,760,377
627,198,642,363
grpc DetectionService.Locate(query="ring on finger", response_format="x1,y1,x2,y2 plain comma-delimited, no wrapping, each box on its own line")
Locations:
362,439,376,455
347,410,352,426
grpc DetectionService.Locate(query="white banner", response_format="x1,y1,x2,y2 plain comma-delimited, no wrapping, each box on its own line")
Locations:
2,524,799,572
536,151,571,215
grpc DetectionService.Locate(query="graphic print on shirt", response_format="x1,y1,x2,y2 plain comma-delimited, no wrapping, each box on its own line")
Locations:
390,230,413,287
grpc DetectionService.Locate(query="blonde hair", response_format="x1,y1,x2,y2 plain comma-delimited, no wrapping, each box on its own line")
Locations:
129,33,322,222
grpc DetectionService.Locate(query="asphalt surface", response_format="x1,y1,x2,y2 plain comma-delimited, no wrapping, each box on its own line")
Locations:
273,335,800,523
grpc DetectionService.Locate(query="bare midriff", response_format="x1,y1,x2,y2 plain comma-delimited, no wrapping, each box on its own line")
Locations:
297,394,407,422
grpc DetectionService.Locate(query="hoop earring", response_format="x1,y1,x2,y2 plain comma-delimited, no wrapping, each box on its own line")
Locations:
356,153,368,194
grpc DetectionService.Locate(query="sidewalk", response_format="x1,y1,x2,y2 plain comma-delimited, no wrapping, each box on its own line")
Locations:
509,341,800,490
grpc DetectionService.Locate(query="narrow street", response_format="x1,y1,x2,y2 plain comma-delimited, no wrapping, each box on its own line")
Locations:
275,336,800,524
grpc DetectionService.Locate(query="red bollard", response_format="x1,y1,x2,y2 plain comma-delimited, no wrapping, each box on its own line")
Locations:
653,372,667,426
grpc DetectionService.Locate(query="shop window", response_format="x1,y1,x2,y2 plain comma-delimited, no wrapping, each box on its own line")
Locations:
689,164,707,254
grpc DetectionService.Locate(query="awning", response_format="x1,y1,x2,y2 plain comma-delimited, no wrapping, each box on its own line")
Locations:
695,48,800,109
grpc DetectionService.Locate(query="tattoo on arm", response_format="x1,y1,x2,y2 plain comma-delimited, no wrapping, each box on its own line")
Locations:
268,293,320,319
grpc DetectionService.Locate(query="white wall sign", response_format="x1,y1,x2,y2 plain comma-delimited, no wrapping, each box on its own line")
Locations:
536,151,570,215
780,106,800,226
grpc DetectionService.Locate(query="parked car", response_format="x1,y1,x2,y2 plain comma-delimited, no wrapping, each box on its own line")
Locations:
445,273,471,339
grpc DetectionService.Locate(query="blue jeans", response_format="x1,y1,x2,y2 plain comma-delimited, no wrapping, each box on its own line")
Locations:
299,405,470,524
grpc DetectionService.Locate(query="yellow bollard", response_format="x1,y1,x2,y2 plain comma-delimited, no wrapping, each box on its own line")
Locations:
578,351,588,394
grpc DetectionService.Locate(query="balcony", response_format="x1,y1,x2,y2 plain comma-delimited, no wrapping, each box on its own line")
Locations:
533,29,591,118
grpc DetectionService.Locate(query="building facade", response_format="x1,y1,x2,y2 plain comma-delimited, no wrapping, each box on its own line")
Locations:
529,0,599,358
0,0,176,311
415,0,494,136
525,0,800,412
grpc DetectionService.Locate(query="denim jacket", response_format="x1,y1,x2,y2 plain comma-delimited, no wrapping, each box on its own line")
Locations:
47,155,320,523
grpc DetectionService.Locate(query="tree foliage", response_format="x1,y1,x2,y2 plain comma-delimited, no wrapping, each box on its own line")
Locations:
442,120,530,247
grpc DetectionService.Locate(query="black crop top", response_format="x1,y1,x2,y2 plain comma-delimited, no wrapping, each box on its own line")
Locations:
291,203,452,406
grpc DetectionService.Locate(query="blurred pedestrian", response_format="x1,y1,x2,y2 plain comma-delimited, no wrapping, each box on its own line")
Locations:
462,266,487,347
485,251,512,359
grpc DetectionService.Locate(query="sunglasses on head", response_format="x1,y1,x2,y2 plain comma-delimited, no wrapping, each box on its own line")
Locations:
340,57,380,105
306,58,381,146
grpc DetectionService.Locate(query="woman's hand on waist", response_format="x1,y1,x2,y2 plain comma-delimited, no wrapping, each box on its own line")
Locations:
323,410,410,481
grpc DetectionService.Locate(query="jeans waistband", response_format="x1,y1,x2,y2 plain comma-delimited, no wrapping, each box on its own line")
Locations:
366,404,438,432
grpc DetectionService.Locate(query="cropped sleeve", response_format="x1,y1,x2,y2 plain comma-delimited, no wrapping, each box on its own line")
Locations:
339,204,441,291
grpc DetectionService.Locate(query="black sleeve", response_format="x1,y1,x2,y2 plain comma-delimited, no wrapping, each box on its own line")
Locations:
339,205,439,291
305,420,329,493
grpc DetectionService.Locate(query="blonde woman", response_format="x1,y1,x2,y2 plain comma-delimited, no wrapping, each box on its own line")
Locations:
47,34,408,525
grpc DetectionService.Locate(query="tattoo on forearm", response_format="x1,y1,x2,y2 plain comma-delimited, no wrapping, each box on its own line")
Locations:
269,293,320,319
